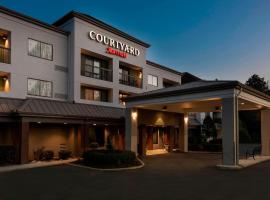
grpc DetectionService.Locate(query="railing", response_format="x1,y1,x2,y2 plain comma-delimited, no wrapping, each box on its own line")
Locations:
81,64,112,82
0,46,11,64
119,73,142,88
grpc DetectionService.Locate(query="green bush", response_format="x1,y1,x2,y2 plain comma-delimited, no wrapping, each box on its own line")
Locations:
41,150,54,161
59,150,71,160
82,150,136,166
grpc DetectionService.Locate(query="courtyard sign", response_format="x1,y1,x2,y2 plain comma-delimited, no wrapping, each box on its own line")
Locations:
88,31,140,57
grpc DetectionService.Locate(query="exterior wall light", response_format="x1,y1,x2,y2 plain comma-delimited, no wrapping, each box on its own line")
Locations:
132,111,138,120
184,116,188,124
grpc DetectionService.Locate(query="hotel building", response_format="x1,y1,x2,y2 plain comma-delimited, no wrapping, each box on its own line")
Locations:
1,5,270,168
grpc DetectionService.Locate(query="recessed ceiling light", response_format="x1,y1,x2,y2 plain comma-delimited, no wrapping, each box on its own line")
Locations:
241,102,245,105
93,123,96,126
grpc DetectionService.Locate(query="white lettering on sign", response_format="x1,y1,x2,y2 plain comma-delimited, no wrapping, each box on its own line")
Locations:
88,31,140,57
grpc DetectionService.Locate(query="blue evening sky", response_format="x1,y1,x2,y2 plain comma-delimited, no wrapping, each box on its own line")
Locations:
2,0,270,82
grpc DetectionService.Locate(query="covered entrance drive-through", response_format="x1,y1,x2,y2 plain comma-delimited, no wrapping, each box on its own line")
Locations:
125,80,270,168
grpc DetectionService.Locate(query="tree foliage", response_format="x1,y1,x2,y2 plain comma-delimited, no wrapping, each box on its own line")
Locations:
202,115,217,139
245,74,269,92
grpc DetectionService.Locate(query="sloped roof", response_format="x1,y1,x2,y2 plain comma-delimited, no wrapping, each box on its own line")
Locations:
146,60,182,76
0,98,24,113
0,98,125,120
0,5,68,35
126,80,270,102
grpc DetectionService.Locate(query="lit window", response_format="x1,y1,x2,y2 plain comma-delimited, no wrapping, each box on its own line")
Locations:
0,72,10,92
27,78,52,97
0,29,11,64
148,74,158,86
119,92,129,105
28,39,53,60
81,86,109,102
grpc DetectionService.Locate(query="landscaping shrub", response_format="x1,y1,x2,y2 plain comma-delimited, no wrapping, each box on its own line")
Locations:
41,150,54,161
89,142,99,150
0,145,16,164
59,150,71,160
82,150,136,166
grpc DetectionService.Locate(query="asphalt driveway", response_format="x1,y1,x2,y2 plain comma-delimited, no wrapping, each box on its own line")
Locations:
0,152,269,200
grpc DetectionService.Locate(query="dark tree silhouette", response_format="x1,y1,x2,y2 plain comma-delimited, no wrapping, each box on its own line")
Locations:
245,74,268,92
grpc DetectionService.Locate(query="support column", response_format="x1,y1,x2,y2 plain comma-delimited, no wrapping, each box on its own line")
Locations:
261,109,270,156
20,122,30,164
125,108,138,154
222,96,239,166
179,113,188,152
80,124,89,151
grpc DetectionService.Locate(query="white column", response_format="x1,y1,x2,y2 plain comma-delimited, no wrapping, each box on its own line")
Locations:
222,96,239,166
125,108,138,153
261,109,270,156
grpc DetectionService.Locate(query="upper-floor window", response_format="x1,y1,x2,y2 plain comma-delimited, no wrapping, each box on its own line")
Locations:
0,72,10,92
119,65,142,88
81,85,109,102
119,92,130,106
0,29,11,64
81,54,112,81
28,39,53,60
148,74,158,87
163,79,179,88
27,78,52,97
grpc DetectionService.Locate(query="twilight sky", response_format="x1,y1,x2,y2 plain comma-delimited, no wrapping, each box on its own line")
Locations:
2,0,270,82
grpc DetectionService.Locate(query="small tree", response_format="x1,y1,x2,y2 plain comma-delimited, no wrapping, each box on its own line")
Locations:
245,74,269,92
202,115,217,140
239,118,252,143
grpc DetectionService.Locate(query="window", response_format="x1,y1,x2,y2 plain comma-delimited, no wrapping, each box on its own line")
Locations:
0,29,11,64
28,39,53,60
81,55,111,81
119,92,129,105
148,75,158,86
0,72,10,92
27,78,52,97
81,86,109,102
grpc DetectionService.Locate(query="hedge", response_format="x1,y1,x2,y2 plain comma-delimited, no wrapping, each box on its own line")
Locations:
59,150,71,160
82,150,136,166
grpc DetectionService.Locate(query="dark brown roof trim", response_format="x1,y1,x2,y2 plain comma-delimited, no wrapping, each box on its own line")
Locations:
146,60,182,76
182,72,201,81
0,6,68,35
53,11,150,48
126,81,270,102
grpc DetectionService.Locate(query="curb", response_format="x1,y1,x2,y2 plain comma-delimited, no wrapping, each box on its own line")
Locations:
67,157,145,171
0,158,78,173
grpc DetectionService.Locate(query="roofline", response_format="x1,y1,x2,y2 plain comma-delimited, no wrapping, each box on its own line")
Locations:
126,81,270,102
146,60,182,76
182,72,201,80
53,11,150,48
0,5,68,35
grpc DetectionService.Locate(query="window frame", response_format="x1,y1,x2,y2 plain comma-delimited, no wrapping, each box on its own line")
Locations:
148,74,158,87
27,78,53,98
28,38,53,61
81,86,109,102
